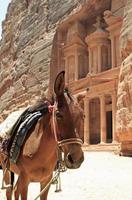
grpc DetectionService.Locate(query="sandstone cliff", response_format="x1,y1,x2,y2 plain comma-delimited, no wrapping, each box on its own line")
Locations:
0,0,84,118
0,0,111,119
116,0,132,154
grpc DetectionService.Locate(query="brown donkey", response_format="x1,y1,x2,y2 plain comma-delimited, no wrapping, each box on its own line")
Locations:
0,71,84,200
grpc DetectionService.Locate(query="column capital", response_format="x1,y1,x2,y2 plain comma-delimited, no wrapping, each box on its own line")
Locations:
84,96,90,101
99,94,105,99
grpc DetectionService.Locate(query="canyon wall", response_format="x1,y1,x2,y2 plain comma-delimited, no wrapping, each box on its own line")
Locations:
116,0,132,155
0,0,83,119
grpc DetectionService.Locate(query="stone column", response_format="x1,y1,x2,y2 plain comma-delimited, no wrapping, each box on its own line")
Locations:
93,48,98,74
84,97,90,145
100,95,106,143
98,45,102,73
111,36,116,68
108,43,111,67
65,58,68,84
111,92,117,142
75,52,79,80
88,48,92,73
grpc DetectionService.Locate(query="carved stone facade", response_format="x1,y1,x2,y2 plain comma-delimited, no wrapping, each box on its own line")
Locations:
49,0,127,148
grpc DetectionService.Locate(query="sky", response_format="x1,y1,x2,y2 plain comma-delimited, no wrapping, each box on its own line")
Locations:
0,0,11,39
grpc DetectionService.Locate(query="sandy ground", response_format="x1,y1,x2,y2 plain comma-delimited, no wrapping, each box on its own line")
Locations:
1,152,132,200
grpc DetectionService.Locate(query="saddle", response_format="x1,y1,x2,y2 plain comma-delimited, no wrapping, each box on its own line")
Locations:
0,101,50,164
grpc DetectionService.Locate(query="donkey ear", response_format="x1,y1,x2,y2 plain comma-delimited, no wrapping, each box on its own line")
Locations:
54,71,65,96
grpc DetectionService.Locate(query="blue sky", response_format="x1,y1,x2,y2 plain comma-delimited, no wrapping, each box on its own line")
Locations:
0,0,11,38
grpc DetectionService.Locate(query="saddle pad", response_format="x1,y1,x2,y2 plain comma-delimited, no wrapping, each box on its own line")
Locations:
10,111,42,163
0,110,25,140
0,101,50,163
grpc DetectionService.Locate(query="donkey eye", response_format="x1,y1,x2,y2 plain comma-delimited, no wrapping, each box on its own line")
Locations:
56,111,63,119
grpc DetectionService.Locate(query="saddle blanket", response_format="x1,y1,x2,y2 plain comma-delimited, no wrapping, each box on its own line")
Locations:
0,101,50,163
0,110,25,140
10,110,42,163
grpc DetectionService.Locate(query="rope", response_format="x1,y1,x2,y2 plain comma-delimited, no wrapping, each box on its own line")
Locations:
33,170,60,200
33,149,66,200
33,100,83,200
52,103,58,142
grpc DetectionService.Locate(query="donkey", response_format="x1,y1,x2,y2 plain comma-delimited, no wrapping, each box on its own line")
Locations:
0,71,84,200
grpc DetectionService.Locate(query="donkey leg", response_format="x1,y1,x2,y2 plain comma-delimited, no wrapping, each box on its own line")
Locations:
0,160,13,200
4,170,13,200
40,177,52,200
14,174,29,200
14,176,20,200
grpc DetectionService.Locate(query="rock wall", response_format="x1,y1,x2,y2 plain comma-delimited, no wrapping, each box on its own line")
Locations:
0,0,111,119
0,0,84,118
116,0,132,155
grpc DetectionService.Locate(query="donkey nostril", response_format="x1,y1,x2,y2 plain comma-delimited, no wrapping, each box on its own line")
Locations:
67,154,74,164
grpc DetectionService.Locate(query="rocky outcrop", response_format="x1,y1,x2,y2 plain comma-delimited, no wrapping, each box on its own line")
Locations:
0,0,85,118
116,0,132,155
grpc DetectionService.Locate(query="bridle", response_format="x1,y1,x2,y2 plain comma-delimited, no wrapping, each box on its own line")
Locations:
49,101,83,148
34,99,83,200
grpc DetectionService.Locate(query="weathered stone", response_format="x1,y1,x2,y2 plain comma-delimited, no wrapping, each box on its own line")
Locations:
0,0,87,117
116,0,132,155
120,0,132,60
116,55,132,133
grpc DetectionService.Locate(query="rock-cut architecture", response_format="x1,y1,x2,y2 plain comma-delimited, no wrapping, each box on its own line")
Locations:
49,0,127,151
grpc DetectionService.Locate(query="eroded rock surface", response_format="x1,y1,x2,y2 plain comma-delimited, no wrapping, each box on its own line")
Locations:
0,0,84,118
116,0,132,154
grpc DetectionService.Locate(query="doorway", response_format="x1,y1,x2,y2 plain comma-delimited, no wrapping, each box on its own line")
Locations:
106,111,112,143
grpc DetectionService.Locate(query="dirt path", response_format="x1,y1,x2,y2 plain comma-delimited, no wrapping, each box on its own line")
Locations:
1,152,132,200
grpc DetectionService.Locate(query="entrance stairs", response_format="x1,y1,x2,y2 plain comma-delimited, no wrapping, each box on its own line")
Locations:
82,143,120,154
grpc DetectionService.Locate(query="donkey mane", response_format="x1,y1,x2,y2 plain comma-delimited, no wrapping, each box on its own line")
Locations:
28,97,51,112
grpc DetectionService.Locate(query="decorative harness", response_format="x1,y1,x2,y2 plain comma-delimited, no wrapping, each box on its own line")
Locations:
51,101,83,148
